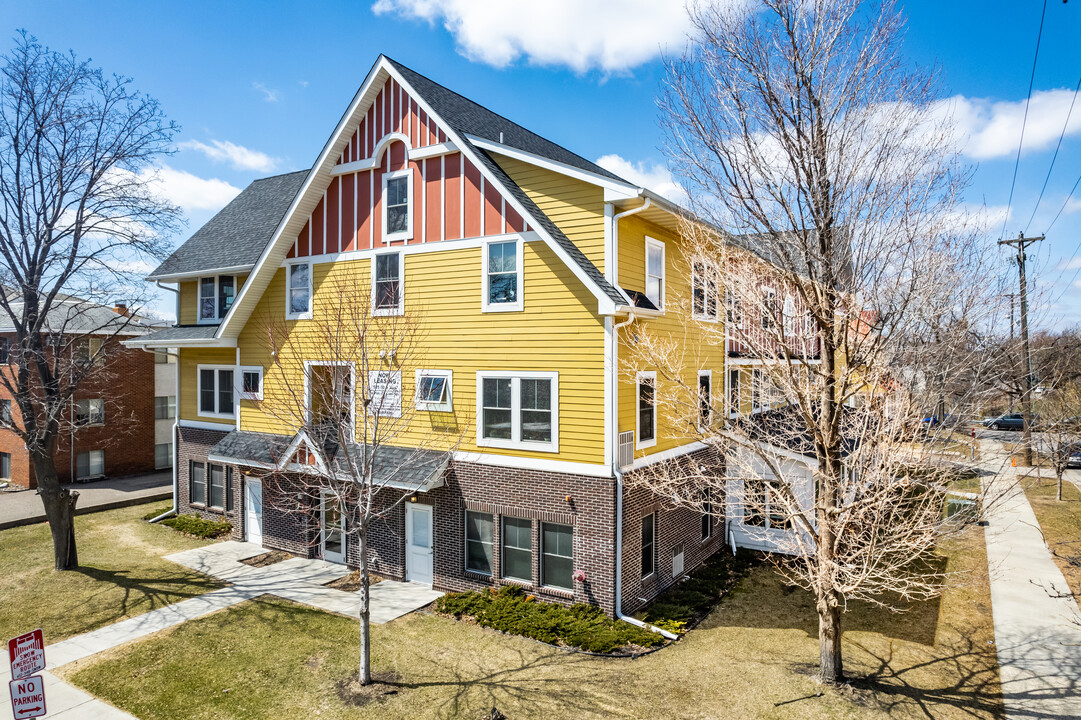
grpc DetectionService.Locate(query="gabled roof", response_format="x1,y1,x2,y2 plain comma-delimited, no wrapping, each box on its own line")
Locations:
0,297,156,336
148,170,308,280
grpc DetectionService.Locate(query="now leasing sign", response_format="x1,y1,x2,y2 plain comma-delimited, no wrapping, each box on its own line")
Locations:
8,675,46,719
7,630,44,680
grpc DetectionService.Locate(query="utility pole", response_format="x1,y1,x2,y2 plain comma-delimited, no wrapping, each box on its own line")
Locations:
1006,292,1016,413
998,232,1043,466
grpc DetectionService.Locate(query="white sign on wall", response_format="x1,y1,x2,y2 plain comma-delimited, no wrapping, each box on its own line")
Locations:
368,371,402,418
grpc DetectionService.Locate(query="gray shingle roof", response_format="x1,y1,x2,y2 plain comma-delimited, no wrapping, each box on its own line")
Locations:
209,429,450,489
148,170,309,279
0,299,154,336
735,404,864,459
125,324,219,344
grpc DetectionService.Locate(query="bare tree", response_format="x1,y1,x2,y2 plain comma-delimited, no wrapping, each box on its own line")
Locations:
1035,379,1081,502
0,32,179,569
252,269,462,686
627,0,1005,682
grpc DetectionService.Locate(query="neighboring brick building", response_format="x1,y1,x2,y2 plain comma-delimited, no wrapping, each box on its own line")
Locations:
0,298,171,489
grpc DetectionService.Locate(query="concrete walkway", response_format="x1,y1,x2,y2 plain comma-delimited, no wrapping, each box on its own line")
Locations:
1,542,441,719
0,471,172,530
979,439,1081,719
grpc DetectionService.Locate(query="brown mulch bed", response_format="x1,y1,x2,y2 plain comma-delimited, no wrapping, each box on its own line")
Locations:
241,551,292,568
335,670,402,706
324,570,385,592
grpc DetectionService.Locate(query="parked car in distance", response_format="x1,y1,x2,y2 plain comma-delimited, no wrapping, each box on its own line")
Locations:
1062,443,1081,469
983,413,1032,431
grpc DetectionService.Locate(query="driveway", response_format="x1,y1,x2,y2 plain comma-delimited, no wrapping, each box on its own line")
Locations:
0,470,172,530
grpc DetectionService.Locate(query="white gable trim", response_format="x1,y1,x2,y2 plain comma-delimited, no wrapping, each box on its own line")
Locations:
331,140,457,176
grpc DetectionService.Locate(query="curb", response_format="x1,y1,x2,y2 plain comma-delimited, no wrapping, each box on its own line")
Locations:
0,491,172,531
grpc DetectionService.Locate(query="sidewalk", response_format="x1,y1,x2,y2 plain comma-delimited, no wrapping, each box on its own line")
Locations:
1,542,442,719
979,440,1081,719
0,471,172,530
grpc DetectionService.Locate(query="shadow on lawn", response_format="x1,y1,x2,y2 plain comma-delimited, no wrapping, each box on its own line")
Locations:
72,565,221,623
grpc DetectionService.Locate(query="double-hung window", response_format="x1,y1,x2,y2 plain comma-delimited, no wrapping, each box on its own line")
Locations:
702,487,714,540
190,460,206,505
0,338,9,364
743,478,790,530
77,450,105,479
155,443,172,470
372,252,403,315
502,517,532,582
75,398,104,426
154,396,176,420
198,276,236,323
640,513,655,578
382,169,412,242
692,261,718,320
782,295,797,338
752,368,765,411
0,452,9,479
728,369,740,416
645,237,665,310
286,263,312,320
761,289,776,330
483,239,523,311
541,522,573,590
198,366,235,418
0,399,11,425
636,371,656,449
698,371,712,430
477,372,558,452
415,370,452,412
465,511,493,575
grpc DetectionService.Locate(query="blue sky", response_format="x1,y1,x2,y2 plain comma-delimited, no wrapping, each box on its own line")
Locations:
4,0,1081,328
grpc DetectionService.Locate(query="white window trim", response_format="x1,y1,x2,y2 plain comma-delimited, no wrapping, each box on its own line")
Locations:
196,365,236,419
371,251,404,316
303,360,356,439
636,370,657,450
415,369,453,412
644,236,666,311
197,275,237,325
381,168,413,243
697,370,713,432
285,261,313,321
692,262,719,322
238,366,264,401
475,371,559,453
481,237,524,313
783,294,797,337
752,368,766,413
760,286,777,331
728,368,741,419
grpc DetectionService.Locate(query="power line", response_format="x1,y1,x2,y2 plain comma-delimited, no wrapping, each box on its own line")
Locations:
1045,170,1081,236
1024,73,1081,232
1000,0,1049,242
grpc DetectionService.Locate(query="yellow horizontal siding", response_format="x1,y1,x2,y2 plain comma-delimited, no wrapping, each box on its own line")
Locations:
178,347,237,425
493,154,606,274
234,242,605,465
617,215,727,458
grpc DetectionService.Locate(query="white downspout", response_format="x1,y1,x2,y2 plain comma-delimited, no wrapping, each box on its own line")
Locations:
607,196,675,639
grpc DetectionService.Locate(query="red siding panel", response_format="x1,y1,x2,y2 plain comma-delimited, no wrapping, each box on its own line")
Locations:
298,221,310,258
505,203,524,233
463,159,482,239
425,158,441,242
311,195,325,257
325,177,340,255
357,170,372,250
444,154,461,241
341,173,355,252
484,178,502,236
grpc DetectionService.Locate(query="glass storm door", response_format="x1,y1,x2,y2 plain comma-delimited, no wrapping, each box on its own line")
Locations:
321,493,345,564
405,503,434,585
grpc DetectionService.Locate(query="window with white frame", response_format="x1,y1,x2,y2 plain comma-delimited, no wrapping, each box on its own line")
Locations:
286,263,312,320
644,237,665,310
382,169,412,242
726,289,743,329
761,288,776,330
636,371,657,448
783,295,797,337
415,369,452,412
75,398,104,426
239,367,263,401
372,252,403,315
752,368,765,411
198,366,235,418
306,362,354,431
477,372,557,452
743,478,791,529
698,371,712,430
198,276,236,323
728,369,740,416
77,449,105,479
483,239,523,311
692,261,718,320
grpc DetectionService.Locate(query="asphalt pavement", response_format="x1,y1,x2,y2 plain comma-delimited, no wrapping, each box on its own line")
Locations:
0,470,172,530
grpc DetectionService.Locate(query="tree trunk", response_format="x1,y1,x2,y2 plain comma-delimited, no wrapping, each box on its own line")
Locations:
32,449,79,570
1057,470,1063,502
357,524,372,686
818,596,843,683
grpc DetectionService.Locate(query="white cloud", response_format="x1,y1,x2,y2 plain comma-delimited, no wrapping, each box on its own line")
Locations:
595,154,688,204
253,81,280,102
141,165,241,213
371,0,694,73
934,89,1081,160
179,139,279,173
1059,257,1081,271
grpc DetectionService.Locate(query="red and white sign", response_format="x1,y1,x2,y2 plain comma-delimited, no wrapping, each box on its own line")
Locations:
8,675,46,719
7,630,44,681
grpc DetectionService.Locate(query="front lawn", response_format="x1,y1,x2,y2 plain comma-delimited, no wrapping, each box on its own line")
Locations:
1023,476,1081,611
0,502,224,643
60,525,1001,719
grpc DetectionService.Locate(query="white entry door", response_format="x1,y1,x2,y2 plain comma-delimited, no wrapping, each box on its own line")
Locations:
321,493,346,564
244,478,262,545
405,503,434,585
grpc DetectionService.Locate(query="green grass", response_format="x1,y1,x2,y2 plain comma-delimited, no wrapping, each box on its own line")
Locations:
0,502,224,643
435,584,664,652
61,525,1001,720
1023,476,1081,612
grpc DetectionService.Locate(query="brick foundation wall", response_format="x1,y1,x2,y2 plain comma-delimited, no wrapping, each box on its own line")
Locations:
176,426,242,540
619,446,726,615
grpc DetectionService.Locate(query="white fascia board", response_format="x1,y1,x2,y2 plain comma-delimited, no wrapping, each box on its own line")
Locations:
122,336,236,349
466,135,638,196
146,265,254,283
330,141,457,176
719,430,818,469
